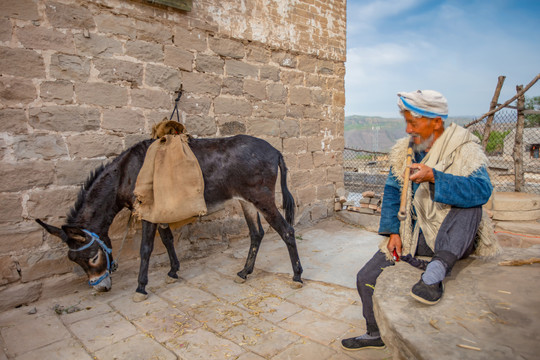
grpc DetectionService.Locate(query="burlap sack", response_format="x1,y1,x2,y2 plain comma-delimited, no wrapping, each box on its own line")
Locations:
133,133,207,225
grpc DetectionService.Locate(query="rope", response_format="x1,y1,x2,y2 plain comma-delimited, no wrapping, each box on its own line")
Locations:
169,85,183,123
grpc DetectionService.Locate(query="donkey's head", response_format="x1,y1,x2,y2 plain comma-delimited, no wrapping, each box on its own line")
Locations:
36,219,115,292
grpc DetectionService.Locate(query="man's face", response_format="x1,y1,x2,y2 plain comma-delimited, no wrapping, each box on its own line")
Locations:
403,111,437,151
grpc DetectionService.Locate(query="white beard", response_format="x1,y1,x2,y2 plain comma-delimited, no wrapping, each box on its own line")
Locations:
412,133,434,152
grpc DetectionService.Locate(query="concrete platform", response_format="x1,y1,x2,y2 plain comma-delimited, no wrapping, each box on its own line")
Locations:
0,218,391,360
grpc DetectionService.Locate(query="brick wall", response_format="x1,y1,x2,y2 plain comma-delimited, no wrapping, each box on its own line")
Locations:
0,0,346,309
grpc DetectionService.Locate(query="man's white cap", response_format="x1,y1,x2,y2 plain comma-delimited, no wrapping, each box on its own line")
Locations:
397,90,448,119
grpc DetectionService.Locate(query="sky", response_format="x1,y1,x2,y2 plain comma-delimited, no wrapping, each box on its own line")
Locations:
345,0,540,118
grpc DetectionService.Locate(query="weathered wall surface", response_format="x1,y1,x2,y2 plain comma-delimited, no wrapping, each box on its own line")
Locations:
0,0,346,309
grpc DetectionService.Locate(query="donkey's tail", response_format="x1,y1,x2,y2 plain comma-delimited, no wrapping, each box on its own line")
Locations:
278,154,295,225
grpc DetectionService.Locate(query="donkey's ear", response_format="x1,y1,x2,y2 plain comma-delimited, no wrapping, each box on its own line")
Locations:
61,225,87,243
35,219,67,242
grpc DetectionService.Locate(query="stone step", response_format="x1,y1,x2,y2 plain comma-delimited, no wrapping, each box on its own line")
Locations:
494,220,540,248
492,191,540,211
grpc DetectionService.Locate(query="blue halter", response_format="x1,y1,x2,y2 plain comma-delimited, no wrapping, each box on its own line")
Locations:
70,230,117,286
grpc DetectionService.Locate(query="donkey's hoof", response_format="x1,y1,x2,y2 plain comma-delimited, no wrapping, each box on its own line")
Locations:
234,275,247,284
290,281,303,289
132,292,149,302
165,275,178,284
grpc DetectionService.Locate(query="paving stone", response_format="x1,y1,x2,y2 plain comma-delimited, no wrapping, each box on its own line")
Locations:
235,292,303,323
272,339,338,360
166,327,244,360
67,312,138,352
189,301,254,334
132,306,201,343
14,338,92,360
109,291,171,320
279,308,352,345
159,282,218,309
0,314,70,357
223,316,300,358
94,334,176,360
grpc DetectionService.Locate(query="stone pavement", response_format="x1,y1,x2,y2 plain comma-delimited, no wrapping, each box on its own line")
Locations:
0,218,392,360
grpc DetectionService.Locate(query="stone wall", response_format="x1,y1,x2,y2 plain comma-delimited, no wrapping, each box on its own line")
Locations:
0,0,346,309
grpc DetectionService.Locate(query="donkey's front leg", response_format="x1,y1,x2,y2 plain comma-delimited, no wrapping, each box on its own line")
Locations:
157,224,180,283
133,220,157,302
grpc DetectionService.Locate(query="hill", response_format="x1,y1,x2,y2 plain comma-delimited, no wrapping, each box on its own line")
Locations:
344,115,474,152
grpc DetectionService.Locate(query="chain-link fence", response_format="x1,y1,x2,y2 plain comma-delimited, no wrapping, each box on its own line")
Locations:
343,110,540,204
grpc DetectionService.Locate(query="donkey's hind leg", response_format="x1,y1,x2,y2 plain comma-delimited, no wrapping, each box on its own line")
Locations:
255,202,303,286
157,224,179,283
236,201,265,283
134,220,157,302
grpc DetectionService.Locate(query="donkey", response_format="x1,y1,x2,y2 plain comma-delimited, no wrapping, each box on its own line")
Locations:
36,135,303,301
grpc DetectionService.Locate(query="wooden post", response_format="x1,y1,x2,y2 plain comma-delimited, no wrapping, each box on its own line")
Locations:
482,76,506,150
514,85,525,192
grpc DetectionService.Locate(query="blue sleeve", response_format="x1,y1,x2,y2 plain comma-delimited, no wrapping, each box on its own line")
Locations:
432,166,493,207
378,169,401,236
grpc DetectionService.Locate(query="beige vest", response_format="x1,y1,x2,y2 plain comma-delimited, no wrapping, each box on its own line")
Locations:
379,123,500,259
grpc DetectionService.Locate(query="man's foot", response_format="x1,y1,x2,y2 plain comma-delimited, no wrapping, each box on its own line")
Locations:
410,277,444,305
341,333,385,351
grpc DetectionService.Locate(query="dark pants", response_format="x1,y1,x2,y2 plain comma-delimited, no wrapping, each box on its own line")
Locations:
357,206,482,335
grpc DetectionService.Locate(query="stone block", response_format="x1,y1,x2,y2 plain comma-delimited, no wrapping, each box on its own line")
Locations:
333,91,345,107
297,153,313,170
50,53,90,81
94,58,143,86
44,1,95,30
0,193,22,223
318,60,334,75
0,108,27,134
178,96,211,115
75,83,128,107
247,45,270,63
195,53,224,74
131,88,172,109
145,64,181,92
102,108,145,133
214,97,252,116
74,33,122,57
0,161,55,192
0,0,39,21
222,77,243,95
300,120,320,136
219,121,246,136
181,72,221,96
18,247,72,282
248,119,279,137
209,37,244,59
0,18,11,42
310,168,327,187
0,75,37,106
29,106,100,132
280,70,303,86
0,281,41,313
290,87,311,105
297,187,316,206
164,45,193,71
40,80,74,105
260,65,280,81
15,24,75,53
174,26,207,52
291,170,310,189
283,137,307,154
267,83,286,102
94,13,136,39
272,52,297,68
225,59,258,78
184,114,217,137
66,134,123,159
326,166,344,183
55,159,105,186
12,133,67,161
297,55,317,73
0,256,20,285
125,134,150,149
134,19,172,44
492,209,540,221
26,187,79,219
280,119,300,138
125,39,164,62
253,102,286,119
243,80,266,100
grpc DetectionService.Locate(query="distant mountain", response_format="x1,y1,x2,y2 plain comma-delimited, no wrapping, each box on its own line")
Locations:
344,115,474,152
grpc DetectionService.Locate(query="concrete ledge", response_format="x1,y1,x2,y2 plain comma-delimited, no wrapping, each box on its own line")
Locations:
335,209,381,232
373,245,540,360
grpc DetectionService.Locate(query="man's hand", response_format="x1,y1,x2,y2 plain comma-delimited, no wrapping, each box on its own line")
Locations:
387,234,402,257
409,163,434,184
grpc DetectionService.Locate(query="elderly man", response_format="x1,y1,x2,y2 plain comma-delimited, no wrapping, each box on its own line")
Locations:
341,90,500,351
